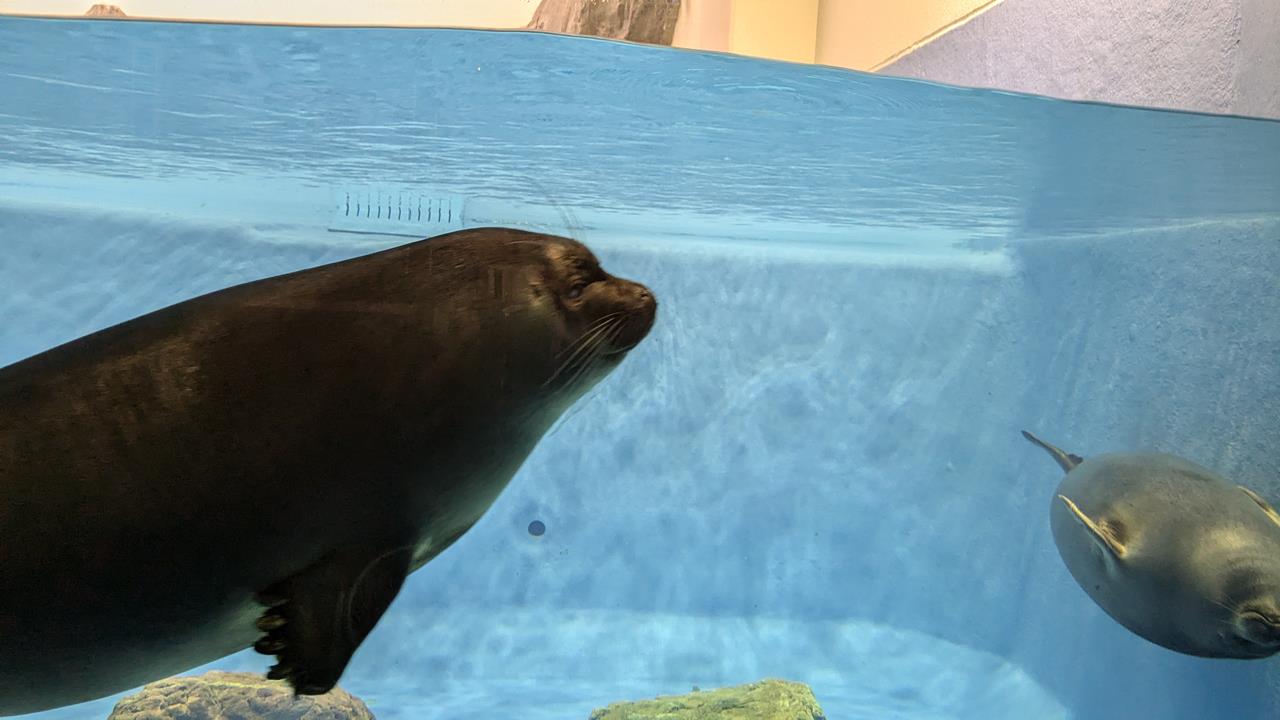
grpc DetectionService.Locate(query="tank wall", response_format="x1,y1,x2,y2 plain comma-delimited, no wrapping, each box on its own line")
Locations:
0,201,366,367
881,0,1280,120
409,216,1280,719
5,198,1277,718
1007,219,1280,718
3,14,1279,720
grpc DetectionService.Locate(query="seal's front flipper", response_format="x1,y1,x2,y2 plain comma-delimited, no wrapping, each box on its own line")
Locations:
1021,430,1084,473
1238,485,1280,528
254,543,414,695
1057,494,1126,561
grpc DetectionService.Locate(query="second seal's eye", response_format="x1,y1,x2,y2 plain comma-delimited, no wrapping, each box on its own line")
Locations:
566,282,586,299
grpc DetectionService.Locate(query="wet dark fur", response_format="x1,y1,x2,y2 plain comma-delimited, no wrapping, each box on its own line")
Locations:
0,227,656,715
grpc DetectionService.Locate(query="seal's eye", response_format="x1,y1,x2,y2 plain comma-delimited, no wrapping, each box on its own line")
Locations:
563,256,603,300
1238,611,1280,647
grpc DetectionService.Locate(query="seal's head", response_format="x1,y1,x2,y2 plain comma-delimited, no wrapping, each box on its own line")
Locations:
405,227,656,407
1213,561,1280,657
536,233,656,361
1233,605,1280,654
1200,495,1280,659
1192,542,1280,658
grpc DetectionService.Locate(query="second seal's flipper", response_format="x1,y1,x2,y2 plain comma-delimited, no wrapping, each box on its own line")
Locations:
1021,430,1084,473
254,542,415,695
1057,494,1127,561
1238,485,1280,528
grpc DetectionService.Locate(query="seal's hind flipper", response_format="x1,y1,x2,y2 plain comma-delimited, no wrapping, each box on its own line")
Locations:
254,542,414,696
1021,430,1084,473
1238,486,1280,528
1057,494,1126,560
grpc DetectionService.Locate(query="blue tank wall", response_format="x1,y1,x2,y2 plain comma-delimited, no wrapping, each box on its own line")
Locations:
1006,219,1280,718
2,15,1279,720
4,198,1277,719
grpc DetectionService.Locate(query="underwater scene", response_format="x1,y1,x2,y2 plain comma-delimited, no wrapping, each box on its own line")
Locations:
2,14,1280,720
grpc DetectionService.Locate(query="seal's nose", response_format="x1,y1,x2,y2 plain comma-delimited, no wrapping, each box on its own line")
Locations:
632,284,657,322
604,281,656,355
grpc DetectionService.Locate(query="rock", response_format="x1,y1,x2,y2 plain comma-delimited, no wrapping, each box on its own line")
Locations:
526,0,682,45
84,4,127,16
589,678,827,720
106,670,375,720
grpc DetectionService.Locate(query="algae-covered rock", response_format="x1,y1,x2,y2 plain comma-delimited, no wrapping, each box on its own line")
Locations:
589,678,826,720
106,670,375,719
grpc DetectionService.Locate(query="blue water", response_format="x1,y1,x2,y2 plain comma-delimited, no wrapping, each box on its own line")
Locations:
2,15,1280,720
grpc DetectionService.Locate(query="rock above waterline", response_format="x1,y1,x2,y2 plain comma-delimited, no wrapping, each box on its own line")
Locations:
527,0,682,45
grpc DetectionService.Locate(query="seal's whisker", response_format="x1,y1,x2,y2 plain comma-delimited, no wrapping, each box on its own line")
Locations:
546,323,614,386
570,319,620,372
547,324,610,384
560,348,604,399
556,320,621,392
545,323,628,435
549,314,622,381
546,316,624,386
555,312,625,360
1207,594,1244,616
562,319,627,393
1205,597,1234,615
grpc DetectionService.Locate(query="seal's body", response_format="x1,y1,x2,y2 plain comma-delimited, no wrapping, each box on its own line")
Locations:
1022,431,1280,659
0,227,656,715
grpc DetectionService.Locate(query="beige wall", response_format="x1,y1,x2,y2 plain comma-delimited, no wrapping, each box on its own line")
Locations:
1,0,999,72
674,0,1004,71
728,0,821,63
0,0,538,25
816,0,1004,70
672,0,731,52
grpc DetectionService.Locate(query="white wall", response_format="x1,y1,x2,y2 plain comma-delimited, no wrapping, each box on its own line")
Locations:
879,0,1280,120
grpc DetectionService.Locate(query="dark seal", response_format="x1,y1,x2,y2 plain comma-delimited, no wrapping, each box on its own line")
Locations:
0,227,656,715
